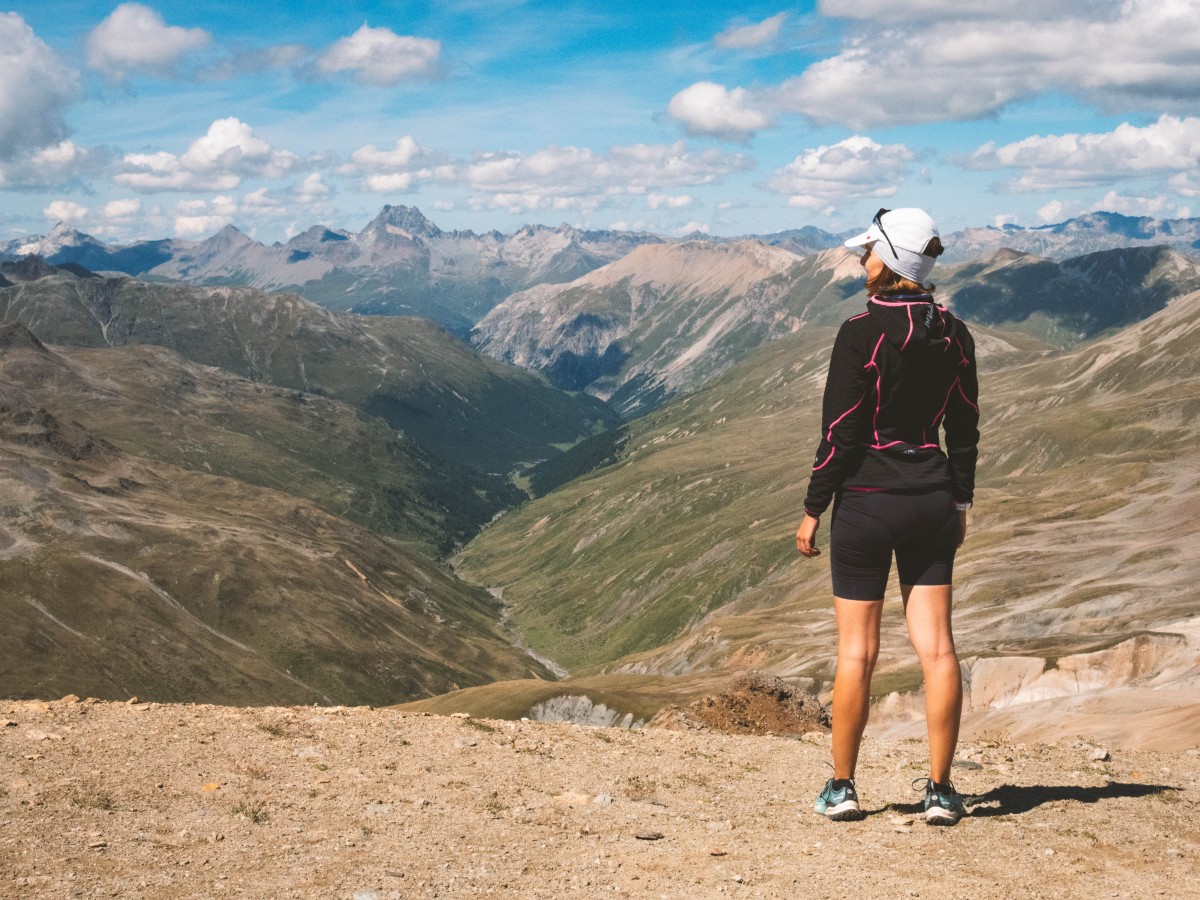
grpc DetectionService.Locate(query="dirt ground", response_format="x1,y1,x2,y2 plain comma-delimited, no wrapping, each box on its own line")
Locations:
2,697,1198,898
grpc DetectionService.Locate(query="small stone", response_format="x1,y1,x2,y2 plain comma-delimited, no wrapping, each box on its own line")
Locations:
60,694,80,704
366,802,392,815
1090,748,1110,762
635,831,664,841
1,720,16,727
1043,848,1055,857
887,814,912,826
731,874,744,884
126,697,139,705
1166,848,1183,859
710,849,727,857
593,794,614,806
88,841,107,850
451,712,470,719
413,798,430,809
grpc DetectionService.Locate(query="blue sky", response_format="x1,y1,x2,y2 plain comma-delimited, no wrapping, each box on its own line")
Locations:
2,1,1198,243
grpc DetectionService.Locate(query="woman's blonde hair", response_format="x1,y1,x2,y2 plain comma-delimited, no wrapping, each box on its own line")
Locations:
866,236,943,294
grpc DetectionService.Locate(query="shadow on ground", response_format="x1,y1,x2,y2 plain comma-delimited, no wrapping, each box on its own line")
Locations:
880,781,1181,817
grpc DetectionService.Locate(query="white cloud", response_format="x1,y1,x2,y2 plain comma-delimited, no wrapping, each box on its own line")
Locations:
114,118,297,191
1089,191,1188,219
0,14,80,165
86,3,209,80
317,24,439,85
766,135,914,209
43,200,88,224
172,195,239,238
1037,199,1067,222
647,194,694,210
962,115,1200,191
774,1,1200,128
667,82,773,140
452,142,751,212
676,220,710,235
344,136,442,192
714,12,787,50
1169,171,1200,198
103,199,142,220
295,172,331,201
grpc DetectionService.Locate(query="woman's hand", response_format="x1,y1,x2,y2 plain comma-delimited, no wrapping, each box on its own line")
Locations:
796,514,821,557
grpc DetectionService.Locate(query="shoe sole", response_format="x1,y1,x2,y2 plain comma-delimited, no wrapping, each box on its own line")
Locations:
823,800,864,821
925,808,962,826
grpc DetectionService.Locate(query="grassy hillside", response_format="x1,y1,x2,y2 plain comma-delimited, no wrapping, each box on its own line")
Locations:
0,366,550,704
456,290,1200,694
0,269,615,476
0,328,512,555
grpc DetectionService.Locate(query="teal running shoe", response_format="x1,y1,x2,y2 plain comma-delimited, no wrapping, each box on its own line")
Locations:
813,778,863,821
915,777,967,826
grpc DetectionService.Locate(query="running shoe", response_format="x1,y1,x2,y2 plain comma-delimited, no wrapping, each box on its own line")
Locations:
915,777,967,826
813,778,863,821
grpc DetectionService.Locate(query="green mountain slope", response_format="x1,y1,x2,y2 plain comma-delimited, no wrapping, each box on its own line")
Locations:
0,267,614,475
456,290,1199,688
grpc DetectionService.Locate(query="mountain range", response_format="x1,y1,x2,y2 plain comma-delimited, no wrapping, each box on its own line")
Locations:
7,208,1200,335
472,242,1200,416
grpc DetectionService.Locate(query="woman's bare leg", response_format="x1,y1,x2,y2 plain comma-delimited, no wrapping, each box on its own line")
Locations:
902,583,961,784
832,597,884,780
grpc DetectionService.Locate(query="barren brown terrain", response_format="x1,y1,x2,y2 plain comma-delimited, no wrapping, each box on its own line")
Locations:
3,697,1197,898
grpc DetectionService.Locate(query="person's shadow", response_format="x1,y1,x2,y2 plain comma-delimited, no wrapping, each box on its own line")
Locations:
881,781,1181,818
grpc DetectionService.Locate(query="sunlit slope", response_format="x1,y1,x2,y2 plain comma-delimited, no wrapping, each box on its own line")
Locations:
0,269,614,473
472,244,866,415
457,292,1199,681
0,372,549,704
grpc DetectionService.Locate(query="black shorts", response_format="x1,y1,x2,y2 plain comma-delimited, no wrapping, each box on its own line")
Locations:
829,488,958,600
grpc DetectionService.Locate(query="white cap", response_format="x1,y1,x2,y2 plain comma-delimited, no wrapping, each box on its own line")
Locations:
844,207,942,285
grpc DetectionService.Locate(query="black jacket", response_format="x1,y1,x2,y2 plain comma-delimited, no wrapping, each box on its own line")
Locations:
803,294,979,516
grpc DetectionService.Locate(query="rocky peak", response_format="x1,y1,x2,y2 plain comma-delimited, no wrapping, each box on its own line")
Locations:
364,205,442,239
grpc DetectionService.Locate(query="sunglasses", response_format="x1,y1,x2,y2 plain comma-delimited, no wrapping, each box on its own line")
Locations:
872,208,898,259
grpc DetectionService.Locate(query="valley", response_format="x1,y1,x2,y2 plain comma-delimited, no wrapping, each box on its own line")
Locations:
0,210,1196,755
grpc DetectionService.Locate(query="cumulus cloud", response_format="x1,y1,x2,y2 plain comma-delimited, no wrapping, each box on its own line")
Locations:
173,195,239,238
1089,191,1189,219
774,0,1200,128
452,141,751,213
342,135,444,192
295,172,331,201
316,24,440,85
667,82,773,140
961,115,1200,191
647,194,694,210
86,3,210,80
1037,199,1067,223
103,198,142,220
0,14,81,166
43,200,88,224
115,118,297,192
766,135,914,209
714,12,787,50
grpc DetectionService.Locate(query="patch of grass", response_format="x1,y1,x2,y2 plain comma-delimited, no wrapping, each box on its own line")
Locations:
482,794,507,816
256,722,289,738
230,799,269,824
69,788,115,811
241,763,269,780
461,718,496,733
625,775,658,802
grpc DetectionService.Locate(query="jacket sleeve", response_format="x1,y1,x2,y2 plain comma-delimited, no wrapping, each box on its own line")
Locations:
803,321,870,516
943,323,980,505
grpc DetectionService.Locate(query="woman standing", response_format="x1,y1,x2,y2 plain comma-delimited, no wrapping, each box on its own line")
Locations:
796,208,979,825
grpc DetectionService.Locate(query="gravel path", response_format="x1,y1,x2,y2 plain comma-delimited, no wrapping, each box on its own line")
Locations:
3,697,1197,898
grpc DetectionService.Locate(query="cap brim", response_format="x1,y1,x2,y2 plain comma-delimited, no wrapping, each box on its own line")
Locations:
843,226,877,249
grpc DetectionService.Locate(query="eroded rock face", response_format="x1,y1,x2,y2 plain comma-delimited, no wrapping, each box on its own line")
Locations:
647,672,830,736
528,694,644,729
